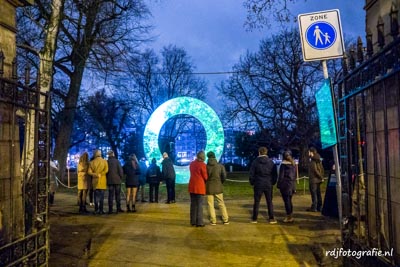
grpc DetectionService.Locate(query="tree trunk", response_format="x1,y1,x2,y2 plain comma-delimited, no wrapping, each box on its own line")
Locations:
299,144,309,173
21,0,64,188
0,0,63,244
53,67,85,180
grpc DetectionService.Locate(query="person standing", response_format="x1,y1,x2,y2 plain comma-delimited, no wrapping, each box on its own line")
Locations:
249,146,278,224
87,155,95,207
88,150,108,215
206,151,229,225
77,152,90,213
138,157,148,202
307,147,323,212
277,151,297,223
146,158,162,203
106,150,124,214
188,151,208,227
123,154,140,212
161,152,176,204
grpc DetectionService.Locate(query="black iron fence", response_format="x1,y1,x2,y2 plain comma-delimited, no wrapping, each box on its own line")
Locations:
337,34,400,267
0,56,50,266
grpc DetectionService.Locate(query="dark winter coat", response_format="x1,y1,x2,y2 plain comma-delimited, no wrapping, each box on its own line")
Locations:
139,160,147,185
206,158,226,195
277,160,296,194
161,157,176,180
309,153,323,184
249,155,277,189
123,161,140,187
106,156,123,185
146,163,162,184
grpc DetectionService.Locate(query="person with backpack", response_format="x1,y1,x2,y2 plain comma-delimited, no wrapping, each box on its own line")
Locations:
307,147,324,212
146,158,162,203
277,151,297,223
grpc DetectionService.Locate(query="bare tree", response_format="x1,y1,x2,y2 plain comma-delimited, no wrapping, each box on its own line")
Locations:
18,0,151,177
160,45,207,100
80,89,130,159
17,0,65,180
219,29,321,169
125,49,162,120
243,0,307,30
69,45,208,160
125,45,207,116
116,45,208,158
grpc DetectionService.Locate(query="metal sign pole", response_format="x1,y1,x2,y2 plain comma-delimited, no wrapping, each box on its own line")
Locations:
322,60,342,242
298,9,344,243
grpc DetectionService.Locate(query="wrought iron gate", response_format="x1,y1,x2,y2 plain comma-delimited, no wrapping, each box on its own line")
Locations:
337,36,400,266
0,60,50,266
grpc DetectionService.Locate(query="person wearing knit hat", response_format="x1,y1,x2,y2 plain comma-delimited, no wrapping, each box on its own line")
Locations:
188,151,208,227
206,151,216,159
206,151,229,225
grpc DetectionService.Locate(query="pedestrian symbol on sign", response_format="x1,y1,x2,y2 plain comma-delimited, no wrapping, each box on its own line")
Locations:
306,22,336,50
298,9,344,61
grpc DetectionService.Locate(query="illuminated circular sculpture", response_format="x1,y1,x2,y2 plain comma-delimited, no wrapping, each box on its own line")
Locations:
143,97,224,184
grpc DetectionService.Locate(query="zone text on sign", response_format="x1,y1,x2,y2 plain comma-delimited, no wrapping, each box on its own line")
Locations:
310,14,328,21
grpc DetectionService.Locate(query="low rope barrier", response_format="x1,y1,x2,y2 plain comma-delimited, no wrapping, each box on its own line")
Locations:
54,176,312,195
225,178,249,183
55,176,77,189
226,177,310,194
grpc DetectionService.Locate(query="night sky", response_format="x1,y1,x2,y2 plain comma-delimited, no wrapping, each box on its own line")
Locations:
147,0,365,110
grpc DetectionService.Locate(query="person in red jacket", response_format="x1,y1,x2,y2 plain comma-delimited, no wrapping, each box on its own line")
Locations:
188,151,208,227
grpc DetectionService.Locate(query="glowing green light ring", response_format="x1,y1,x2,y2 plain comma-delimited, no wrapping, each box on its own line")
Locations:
143,97,225,184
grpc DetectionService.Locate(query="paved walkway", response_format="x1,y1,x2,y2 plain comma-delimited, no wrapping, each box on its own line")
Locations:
49,191,342,267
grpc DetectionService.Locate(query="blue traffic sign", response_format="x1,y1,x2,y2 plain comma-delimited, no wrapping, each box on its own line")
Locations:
305,22,337,50
298,9,344,61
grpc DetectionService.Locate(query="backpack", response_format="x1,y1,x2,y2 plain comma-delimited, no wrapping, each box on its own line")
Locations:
316,161,325,179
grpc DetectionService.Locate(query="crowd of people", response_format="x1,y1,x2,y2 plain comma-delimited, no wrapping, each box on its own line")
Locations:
248,146,324,224
76,150,173,215
72,146,323,226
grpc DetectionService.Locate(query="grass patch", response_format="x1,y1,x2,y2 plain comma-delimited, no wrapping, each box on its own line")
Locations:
56,171,327,201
